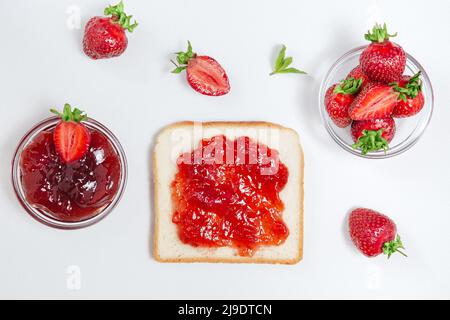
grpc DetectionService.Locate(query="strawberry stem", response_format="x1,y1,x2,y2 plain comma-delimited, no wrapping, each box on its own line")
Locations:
352,129,389,155
50,103,87,123
104,1,138,32
334,77,362,95
390,71,423,101
171,41,196,74
365,23,397,43
382,235,407,258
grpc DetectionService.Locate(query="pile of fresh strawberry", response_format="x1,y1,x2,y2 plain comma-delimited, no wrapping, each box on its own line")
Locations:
325,23,425,155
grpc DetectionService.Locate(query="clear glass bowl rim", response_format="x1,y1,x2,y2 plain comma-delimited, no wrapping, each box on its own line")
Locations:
11,116,128,229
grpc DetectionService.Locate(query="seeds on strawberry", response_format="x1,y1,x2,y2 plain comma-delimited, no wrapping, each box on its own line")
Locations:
390,71,425,118
349,208,406,258
325,78,362,128
349,83,398,120
50,104,91,163
351,118,396,155
360,23,406,83
83,1,137,60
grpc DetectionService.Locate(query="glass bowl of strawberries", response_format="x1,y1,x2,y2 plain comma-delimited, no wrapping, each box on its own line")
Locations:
319,24,434,159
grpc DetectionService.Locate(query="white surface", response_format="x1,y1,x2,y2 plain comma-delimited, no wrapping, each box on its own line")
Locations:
0,0,449,299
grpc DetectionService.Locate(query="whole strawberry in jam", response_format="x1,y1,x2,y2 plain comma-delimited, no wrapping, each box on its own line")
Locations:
390,72,425,118
325,77,363,128
83,1,138,60
349,208,406,258
351,118,396,155
171,41,230,96
360,23,406,83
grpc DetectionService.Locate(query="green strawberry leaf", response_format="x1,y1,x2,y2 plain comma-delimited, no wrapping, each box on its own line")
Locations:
171,66,187,74
104,1,138,32
171,41,196,74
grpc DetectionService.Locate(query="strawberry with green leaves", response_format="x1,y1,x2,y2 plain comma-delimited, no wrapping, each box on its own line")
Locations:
50,104,91,163
351,118,396,155
390,72,425,118
325,77,363,128
349,208,407,258
360,23,406,83
171,41,230,96
83,1,138,60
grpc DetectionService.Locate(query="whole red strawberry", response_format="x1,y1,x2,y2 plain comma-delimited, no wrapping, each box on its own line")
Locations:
325,77,362,127
50,104,91,163
83,1,138,60
360,23,406,83
346,65,370,90
351,118,395,154
171,41,230,96
390,72,425,118
349,208,406,258
349,83,399,120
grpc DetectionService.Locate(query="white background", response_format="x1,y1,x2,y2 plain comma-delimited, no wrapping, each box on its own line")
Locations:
1,0,449,299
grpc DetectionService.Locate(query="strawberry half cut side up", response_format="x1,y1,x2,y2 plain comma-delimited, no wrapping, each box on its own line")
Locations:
171,41,230,96
50,104,91,164
349,83,399,120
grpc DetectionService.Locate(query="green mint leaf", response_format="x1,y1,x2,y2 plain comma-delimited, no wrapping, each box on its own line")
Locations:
277,67,307,74
280,56,293,70
275,45,286,70
270,45,307,76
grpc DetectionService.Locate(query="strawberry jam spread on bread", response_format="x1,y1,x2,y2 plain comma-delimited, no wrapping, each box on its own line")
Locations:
171,135,289,256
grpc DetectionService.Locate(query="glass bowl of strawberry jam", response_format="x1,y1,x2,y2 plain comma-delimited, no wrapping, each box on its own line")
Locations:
319,46,434,159
11,104,127,229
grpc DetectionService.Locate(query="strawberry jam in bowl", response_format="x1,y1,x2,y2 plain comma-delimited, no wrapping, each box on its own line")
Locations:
171,135,289,257
12,104,127,229
319,24,433,159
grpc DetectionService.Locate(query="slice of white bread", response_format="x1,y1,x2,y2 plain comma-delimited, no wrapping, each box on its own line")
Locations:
153,121,304,264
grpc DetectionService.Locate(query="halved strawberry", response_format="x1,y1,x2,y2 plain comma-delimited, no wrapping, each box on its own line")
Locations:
50,104,91,163
171,41,230,96
349,83,398,120
390,71,425,118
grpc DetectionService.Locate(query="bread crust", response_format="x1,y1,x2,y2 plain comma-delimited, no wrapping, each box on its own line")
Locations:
153,121,304,264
